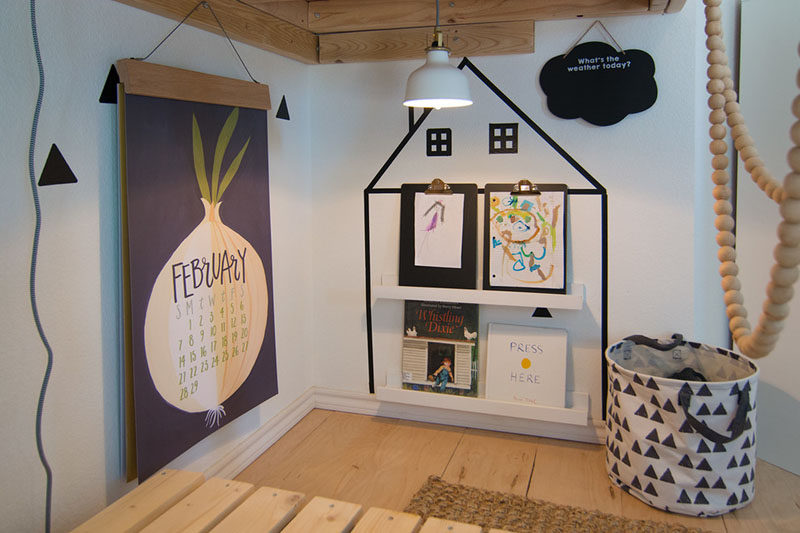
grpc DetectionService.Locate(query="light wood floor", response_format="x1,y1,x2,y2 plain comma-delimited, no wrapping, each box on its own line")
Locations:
236,409,800,532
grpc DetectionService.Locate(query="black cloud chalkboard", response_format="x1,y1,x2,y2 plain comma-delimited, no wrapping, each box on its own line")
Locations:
539,41,657,126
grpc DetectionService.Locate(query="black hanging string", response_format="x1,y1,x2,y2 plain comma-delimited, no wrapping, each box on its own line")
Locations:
136,0,259,83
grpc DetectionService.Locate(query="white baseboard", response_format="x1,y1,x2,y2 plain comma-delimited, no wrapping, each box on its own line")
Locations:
208,386,604,479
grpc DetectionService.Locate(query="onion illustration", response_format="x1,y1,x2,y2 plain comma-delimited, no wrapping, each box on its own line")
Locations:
143,108,268,426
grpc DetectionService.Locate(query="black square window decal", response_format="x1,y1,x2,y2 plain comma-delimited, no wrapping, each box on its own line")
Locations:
426,128,452,156
489,122,518,154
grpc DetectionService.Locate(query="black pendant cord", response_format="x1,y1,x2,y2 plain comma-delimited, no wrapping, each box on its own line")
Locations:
137,1,258,84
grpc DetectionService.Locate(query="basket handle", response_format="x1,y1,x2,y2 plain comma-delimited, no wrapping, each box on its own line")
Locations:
678,387,751,444
623,333,684,351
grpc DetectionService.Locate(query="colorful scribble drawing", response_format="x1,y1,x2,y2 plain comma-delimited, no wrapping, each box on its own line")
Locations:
489,191,563,288
414,193,464,269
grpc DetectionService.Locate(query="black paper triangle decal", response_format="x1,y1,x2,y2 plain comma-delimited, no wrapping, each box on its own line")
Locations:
276,95,290,120
644,445,660,459
99,64,119,104
38,144,78,186
677,489,691,504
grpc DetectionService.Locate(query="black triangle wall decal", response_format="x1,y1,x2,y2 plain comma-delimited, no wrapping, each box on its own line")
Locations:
38,144,78,186
276,95,290,120
99,64,119,104
531,307,552,318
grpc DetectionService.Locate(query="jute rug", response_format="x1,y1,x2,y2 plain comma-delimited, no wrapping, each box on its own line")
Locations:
405,476,711,533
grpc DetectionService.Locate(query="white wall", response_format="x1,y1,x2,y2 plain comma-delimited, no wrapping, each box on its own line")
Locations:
0,1,313,531
309,6,728,411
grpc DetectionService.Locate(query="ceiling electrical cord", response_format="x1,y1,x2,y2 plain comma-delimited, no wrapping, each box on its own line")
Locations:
28,0,54,531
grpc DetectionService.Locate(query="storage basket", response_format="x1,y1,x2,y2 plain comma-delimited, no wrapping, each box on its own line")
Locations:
604,334,759,517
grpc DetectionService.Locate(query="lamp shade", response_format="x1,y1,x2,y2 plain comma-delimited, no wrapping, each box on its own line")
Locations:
403,48,472,109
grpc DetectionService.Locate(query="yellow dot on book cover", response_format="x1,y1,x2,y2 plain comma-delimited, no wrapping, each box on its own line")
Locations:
521,358,531,369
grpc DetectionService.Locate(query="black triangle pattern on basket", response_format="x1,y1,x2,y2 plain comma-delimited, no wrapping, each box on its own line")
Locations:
650,411,664,423
728,456,738,469
713,442,726,453
635,404,648,417
662,399,676,413
650,395,661,408
679,455,693,468
695,477,710,489
740,454,750,466
697,439,711,454
644,446,660,459
633,373,644,385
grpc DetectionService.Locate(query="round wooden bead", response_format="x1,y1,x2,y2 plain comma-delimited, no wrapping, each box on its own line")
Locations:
716,230,736,246
724,289,743,305
788,146,800,172
765,181,778,199
707,49,726,64
778,221,800,246
773,187,786,203
726,303,747,319
756,320,784,336
708,93,726,110
709,109,726,124
771,264,799,286
712,170,730,185
709,124,727,140
724,77,734,90
705,21,723,37
764,300,791,320
705,7,722,22
774,243,800,267
729,315,749,332
780,198,800,223
730,124,748,138
738,146,758,161
708,64,728,80
722,87,736,101
707,79,725,95
718,245,736,262
716,214,735,232
767,282,794,304
712,154,729,170
721,274,741,291
704,0,722,7
710,139,727,154
751,334,778,352
793,95,800,119
727,112,744,127
732,326,751,341
790,121,800,145
719,260,739,277
713,184,731,200
744,156,764,173
785,173,800,198
714,199,733,215
725,101,741,115
735,134,754,151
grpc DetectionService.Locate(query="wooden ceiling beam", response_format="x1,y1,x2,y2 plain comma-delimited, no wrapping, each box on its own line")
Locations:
113,0,318,64
307,0,652,34
318,20,534,64
238,0,309,29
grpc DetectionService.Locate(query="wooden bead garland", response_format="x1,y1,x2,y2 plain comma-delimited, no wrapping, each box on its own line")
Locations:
704,0,799,358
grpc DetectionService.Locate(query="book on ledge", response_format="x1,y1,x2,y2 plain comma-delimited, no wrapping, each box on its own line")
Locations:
402,300,478,397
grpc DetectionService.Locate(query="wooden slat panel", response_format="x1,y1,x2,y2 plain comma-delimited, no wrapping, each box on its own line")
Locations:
141,478,255,533
239,0,308,28
71,470,205,533
307,0,651,33
282,496,362,533
112,0,318,64
209,486,305,533
419,517,481,533
351,508,422,533
442,429,537,497
116,59,271,110
319,21,533,63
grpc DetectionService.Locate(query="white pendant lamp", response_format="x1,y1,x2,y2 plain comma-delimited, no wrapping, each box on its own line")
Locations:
403,1,472,109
